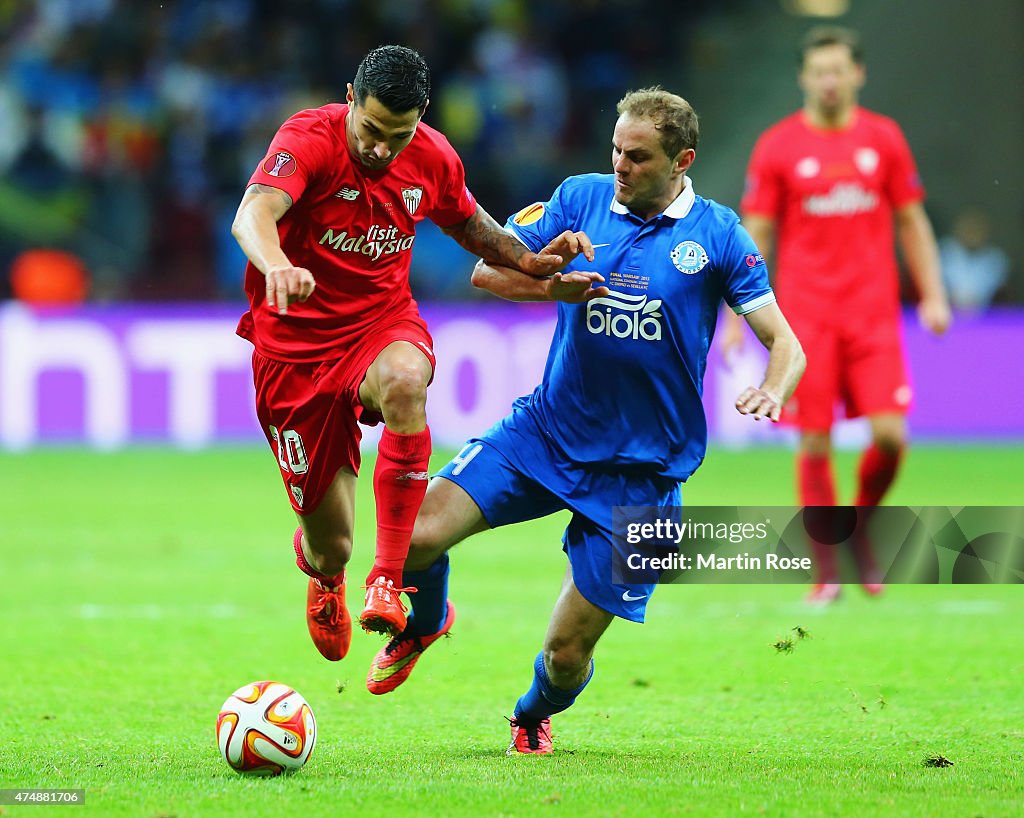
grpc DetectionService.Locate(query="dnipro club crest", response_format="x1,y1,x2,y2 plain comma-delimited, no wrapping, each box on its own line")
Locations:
262,151,297,178
670,240,709,275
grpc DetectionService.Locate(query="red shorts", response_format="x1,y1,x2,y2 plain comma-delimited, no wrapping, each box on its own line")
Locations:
251,318,435,514
783,314,912,431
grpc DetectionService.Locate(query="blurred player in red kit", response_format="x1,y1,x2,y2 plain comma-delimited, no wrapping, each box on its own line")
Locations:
723,27,951,602
232,45,577,658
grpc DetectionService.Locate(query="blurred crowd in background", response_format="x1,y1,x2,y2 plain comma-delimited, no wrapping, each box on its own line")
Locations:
0,0,1016,306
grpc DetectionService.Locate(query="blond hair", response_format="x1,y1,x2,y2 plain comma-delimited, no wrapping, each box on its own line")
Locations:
616,86,699,157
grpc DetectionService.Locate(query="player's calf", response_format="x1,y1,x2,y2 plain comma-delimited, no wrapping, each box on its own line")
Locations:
544,643,596,690
294,527,352,660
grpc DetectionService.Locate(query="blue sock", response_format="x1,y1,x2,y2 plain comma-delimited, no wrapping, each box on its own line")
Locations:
402,553,450,637
514,651,594,720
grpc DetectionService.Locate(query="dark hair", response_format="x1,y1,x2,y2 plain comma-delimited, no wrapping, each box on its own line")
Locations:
353,45,431,114
616,86,699,157
800,26,864,66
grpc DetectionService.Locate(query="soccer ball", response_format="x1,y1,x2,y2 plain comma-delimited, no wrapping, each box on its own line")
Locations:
216,681,317,776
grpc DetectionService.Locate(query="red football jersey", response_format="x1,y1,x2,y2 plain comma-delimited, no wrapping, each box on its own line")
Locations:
236,104,478,361
741,107,923,321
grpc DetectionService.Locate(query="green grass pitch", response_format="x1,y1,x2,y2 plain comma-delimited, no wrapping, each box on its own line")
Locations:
1,444,1022,817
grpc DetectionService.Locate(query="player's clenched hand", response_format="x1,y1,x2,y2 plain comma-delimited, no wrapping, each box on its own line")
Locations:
521,230,596,277
735,386,783,422
265,265,315,315
917,296,951,336
544,271,610,304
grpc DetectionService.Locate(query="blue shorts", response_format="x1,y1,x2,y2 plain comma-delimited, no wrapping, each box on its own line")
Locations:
436,408,680,623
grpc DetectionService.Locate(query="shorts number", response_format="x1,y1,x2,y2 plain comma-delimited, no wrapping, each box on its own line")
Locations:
450,443,483,476
269,425,309,475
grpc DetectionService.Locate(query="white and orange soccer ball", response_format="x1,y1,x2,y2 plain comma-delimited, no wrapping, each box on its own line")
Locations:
216,681,317,776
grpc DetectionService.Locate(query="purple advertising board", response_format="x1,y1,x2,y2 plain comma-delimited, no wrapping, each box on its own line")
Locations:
0,302,1020,449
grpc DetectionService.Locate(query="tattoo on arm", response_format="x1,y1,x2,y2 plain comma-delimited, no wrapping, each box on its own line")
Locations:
444,206,528,268
243,184,294,219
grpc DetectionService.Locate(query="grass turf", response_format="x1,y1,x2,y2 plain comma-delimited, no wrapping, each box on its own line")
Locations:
0,444,1021,817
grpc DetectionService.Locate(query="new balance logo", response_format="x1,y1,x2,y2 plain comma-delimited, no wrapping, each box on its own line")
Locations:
334,187,360,200
586,291,664,341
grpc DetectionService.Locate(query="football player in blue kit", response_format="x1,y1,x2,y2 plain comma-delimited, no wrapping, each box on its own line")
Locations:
366,87,807,754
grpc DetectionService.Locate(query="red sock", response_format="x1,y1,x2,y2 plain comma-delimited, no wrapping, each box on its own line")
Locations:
798,452,838,583
797,452,836,506
854,444,903,507
851,445,901,584
369,426,431,587
292,527,345,587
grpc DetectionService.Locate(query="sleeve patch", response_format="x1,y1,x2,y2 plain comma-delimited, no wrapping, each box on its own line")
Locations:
512,202,545,226
261,151,298,178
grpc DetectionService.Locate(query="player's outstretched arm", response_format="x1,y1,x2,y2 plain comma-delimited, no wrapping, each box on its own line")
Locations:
734,302,805,422
231,183,314,315
895,202,951,335
471,260,608,304
442,205,565,277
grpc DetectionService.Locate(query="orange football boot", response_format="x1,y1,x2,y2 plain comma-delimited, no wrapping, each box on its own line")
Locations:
805,582,842,605
359,576,417,636
306,575,351,661
506,716,553,755
366,601,455,694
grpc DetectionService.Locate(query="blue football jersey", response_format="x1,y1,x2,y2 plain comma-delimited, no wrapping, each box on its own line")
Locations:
506,174,774,481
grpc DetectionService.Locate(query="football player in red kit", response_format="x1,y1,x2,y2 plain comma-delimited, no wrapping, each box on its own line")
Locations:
232,45,585,658
724,27,950,602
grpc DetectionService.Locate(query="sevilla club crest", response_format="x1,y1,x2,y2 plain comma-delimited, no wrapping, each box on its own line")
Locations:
402,186,423,215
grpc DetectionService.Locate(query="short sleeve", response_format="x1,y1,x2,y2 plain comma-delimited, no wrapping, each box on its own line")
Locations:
720,221,776,315
504,180,573,252
740,131,783,219
426,143,478,227
247,109,332,204
882,121,925,209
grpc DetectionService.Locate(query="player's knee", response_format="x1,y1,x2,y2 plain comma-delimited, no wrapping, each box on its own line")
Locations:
800,432,831,457
873,430,905,455
379,367,428,424
408,513,447,569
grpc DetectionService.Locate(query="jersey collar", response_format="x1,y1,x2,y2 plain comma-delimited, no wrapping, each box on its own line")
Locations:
609,176,695,220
